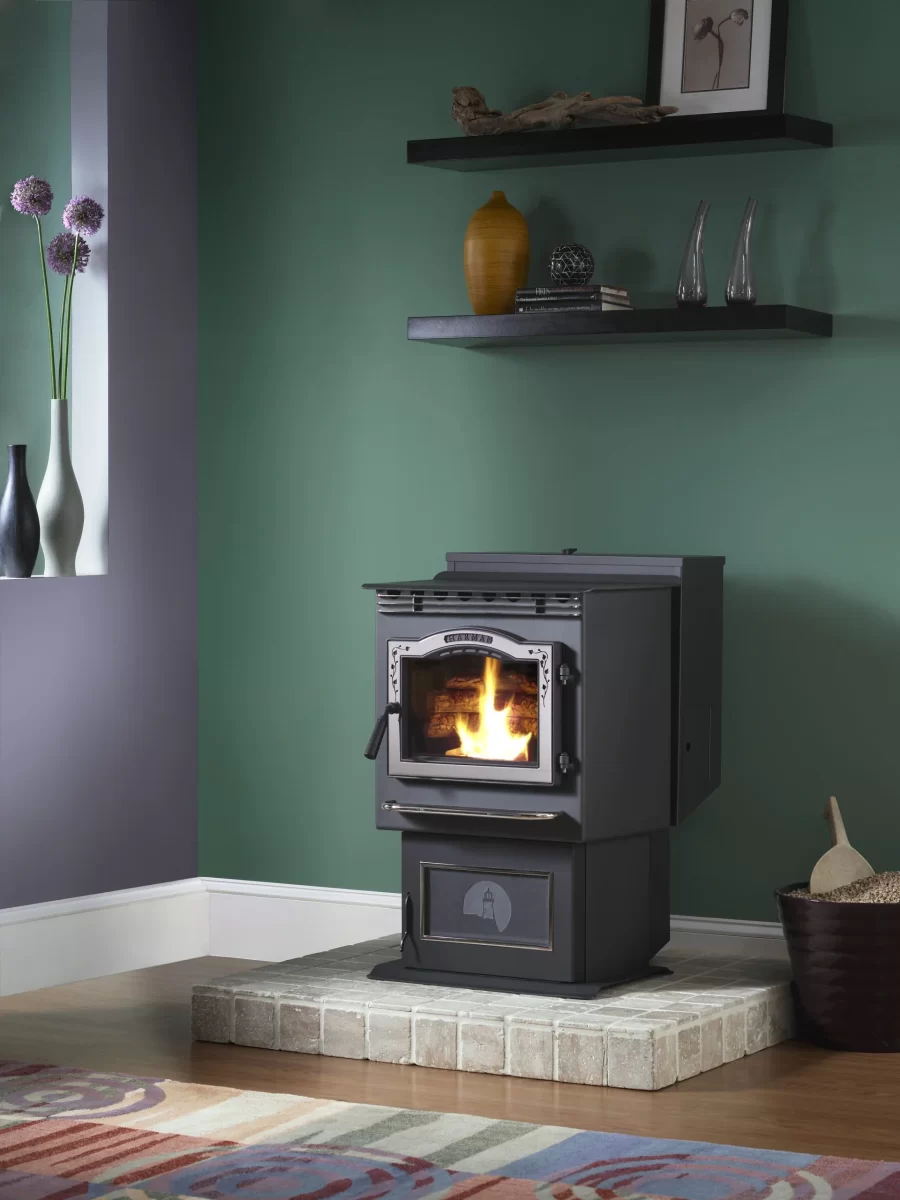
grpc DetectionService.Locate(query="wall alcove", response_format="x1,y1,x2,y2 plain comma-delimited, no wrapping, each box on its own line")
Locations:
0,0,197,912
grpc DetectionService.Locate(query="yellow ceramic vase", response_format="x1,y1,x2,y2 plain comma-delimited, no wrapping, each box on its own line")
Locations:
463,190,530,315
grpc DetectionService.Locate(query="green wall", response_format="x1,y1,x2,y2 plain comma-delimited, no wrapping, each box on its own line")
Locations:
0,0,71,499
199,0,900,921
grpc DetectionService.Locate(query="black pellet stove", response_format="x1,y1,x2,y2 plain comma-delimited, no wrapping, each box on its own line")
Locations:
363,552,723,997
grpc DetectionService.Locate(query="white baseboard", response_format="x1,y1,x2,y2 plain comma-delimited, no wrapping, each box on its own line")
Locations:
204,878,400,962
670,913,787,958
0,878,785,996
201,878,786,961
0,879,209,996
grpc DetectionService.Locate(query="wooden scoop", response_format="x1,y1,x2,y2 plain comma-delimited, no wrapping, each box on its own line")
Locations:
809,796,874,895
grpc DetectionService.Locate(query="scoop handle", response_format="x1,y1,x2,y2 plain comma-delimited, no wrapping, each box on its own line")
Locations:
826,796,849,847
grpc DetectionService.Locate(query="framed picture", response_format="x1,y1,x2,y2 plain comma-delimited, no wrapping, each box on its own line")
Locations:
646,0,788,116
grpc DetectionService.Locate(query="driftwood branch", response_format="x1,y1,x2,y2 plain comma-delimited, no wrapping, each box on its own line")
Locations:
451,87,678,136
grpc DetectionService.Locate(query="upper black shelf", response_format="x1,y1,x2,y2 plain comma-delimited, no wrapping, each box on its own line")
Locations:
407,113,833,171
408,306,833,348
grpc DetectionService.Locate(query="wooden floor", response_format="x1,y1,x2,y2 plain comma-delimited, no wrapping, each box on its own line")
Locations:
1,957,899,1161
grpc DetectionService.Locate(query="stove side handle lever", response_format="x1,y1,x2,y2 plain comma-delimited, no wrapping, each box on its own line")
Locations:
364,703,400,760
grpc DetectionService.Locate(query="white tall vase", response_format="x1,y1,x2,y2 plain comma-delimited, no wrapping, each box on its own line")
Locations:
37,396,84,577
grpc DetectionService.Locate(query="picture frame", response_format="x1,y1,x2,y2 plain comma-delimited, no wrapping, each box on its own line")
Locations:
646,0,788,116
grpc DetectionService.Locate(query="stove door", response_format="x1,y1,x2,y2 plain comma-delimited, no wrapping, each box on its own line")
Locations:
386,628,560,786
402,834,582,982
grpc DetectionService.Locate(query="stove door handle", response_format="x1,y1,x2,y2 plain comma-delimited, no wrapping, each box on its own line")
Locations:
400,891,413,952
364,703,401,760
381,803,560,821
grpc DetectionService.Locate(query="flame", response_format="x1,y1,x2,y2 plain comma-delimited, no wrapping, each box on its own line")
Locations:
445,656,533,762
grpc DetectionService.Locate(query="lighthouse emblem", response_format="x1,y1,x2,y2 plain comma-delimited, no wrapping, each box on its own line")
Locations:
462,880,512,933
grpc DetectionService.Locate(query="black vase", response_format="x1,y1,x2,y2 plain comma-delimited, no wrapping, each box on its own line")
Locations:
0,445,40,578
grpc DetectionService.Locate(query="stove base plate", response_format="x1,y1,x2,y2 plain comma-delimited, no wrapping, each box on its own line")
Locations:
367,958,671,998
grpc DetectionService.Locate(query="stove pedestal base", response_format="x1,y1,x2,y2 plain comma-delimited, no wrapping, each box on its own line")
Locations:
368,958,671,998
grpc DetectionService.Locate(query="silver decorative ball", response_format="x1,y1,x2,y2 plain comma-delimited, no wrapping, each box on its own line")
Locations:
549,243,595,286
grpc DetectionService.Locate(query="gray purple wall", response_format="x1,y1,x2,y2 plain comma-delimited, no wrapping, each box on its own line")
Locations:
0,0,198,908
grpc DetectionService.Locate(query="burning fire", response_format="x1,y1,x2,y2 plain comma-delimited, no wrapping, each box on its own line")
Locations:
445,656,534,762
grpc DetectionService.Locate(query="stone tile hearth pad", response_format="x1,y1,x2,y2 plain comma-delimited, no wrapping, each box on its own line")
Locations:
192,937,794,1091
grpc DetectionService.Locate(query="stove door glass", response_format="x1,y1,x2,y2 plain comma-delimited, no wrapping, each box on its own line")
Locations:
422,863,552,949
387,630,557,786
404,652,540,766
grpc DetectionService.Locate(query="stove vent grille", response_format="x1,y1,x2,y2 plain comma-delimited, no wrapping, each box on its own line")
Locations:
376,589,582,618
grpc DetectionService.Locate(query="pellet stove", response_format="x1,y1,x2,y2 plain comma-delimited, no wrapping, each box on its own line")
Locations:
363,551,723,997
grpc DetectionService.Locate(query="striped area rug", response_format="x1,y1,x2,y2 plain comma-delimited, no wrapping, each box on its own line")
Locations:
0,1060,897,1199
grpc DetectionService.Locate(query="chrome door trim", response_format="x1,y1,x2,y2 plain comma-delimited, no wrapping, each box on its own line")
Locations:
386,628,557,786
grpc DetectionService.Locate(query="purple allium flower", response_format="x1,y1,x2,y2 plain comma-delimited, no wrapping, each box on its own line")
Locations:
62,194,104,237
10,176,53,217
693,16,714,39
46,231,91,276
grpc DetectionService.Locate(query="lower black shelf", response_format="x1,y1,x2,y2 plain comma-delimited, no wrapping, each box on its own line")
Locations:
408,305,833,347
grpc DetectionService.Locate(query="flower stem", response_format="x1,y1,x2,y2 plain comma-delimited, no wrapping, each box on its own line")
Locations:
56,272,70,400
35,216,57,398
713,20,728,89
61,234,79,400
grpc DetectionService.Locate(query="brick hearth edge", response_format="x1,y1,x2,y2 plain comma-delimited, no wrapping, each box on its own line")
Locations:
191,935,794,1091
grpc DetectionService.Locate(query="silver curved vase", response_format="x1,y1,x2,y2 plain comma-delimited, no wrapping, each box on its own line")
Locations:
36,396,84,577
676,201,710,308
726,197,758,305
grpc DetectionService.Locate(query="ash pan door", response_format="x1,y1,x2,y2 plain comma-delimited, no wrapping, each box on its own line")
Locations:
387,629,559,786
401,833,581,982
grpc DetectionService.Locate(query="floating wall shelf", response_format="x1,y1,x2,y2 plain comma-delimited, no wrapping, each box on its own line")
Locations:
408,113,833,171
408,306,833,348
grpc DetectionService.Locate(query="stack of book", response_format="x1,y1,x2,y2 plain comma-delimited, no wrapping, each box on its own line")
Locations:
515,285,632,314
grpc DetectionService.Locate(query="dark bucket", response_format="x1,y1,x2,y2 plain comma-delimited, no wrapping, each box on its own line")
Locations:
776,882,900,1051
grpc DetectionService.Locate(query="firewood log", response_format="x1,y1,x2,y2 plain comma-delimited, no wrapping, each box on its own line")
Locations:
445,672,537,694
426,713,538,739
427,692,539,718
499,672,538,694
446,675,485,689
427,689,482,715
428,692,538,716
426,713,461,737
